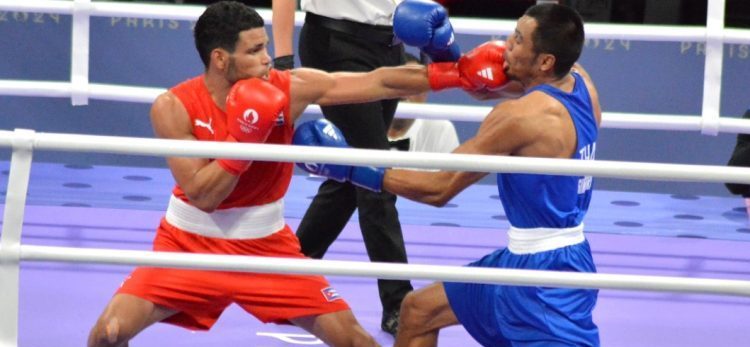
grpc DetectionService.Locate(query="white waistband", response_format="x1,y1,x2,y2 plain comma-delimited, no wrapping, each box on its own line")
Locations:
165,195,285,239
507,224,585,255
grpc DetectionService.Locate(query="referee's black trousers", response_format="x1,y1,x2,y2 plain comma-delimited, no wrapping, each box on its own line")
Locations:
295,13,413,315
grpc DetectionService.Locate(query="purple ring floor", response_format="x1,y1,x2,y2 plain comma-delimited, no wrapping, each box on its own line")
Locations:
2,162,750,346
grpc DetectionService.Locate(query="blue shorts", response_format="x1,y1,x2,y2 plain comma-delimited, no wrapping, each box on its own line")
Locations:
444,240,599,347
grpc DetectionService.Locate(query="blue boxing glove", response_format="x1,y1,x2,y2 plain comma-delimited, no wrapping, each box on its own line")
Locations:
393,0,461,62
293,119,384,192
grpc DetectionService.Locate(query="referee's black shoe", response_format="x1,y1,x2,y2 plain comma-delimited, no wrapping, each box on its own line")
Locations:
381,310,400,337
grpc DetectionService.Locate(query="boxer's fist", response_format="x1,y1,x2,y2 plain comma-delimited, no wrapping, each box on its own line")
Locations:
428,40,508,92
458,40,508,91
394,0,460,62
226,78,287,143
293,119,384,192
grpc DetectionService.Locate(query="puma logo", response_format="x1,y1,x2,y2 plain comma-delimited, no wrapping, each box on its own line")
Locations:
194,118,214,134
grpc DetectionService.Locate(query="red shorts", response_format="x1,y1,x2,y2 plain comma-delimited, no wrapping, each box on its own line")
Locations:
117,218,350,330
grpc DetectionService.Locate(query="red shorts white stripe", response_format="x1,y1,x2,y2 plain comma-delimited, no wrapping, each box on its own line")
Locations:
116,218,350,330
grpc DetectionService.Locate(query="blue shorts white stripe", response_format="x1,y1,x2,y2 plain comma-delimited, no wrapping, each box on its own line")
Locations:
444,240,600,347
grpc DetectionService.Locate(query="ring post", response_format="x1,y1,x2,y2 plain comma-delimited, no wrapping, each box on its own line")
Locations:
700,0,726,136
0,129,35,347
71,0,92,106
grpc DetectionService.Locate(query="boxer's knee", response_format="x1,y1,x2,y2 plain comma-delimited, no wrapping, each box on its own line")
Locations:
398,290,432,331
88,316,127,347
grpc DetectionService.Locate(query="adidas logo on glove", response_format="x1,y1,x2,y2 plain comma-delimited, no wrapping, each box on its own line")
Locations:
477,67,494,81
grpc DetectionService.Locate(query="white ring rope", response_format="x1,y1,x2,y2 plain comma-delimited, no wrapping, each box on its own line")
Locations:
19,245,750,297
1,129,749,185
1,0,750,135
3,81,750,135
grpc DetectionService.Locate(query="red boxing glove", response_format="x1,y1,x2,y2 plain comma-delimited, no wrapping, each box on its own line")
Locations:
427,62,461,91
458,40,508,91
226,78,287,142
428,40,508,92
216,78,288,176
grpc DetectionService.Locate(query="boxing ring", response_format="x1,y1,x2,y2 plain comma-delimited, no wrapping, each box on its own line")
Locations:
2,0,750,346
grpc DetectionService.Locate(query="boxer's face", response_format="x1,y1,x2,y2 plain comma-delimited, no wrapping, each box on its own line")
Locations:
224,27,271,83
504,16,545,84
